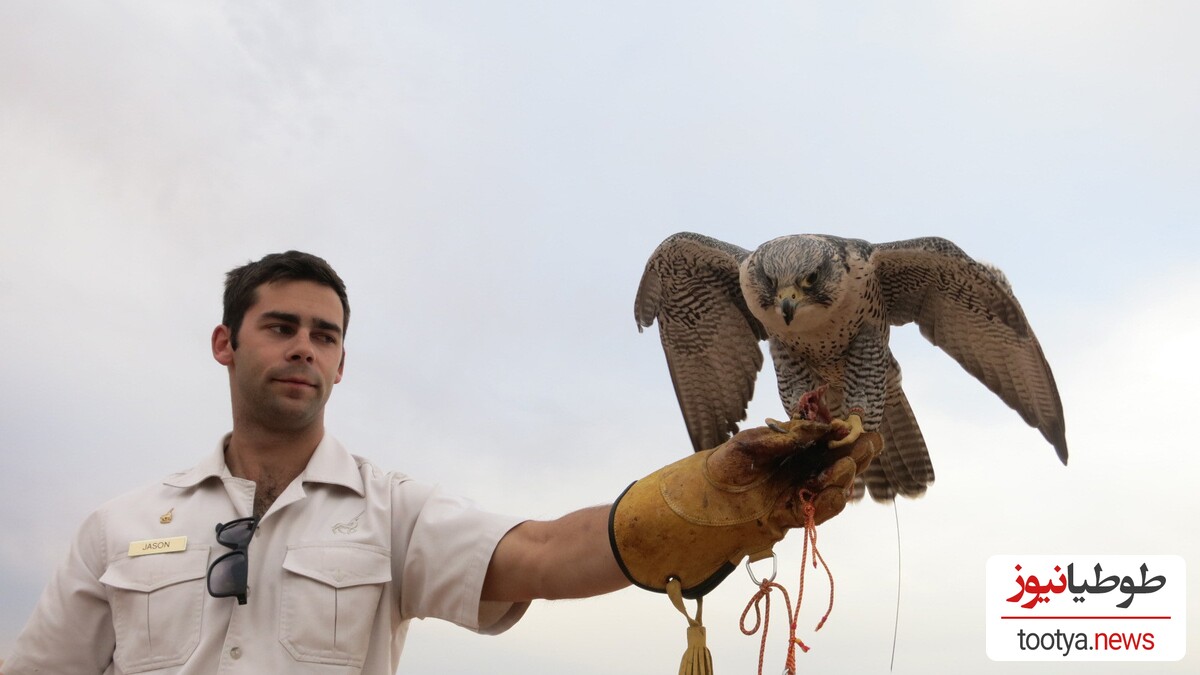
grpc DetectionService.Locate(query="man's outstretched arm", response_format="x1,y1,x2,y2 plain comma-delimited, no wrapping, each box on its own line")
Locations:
482,505,629,602
482,415,881,604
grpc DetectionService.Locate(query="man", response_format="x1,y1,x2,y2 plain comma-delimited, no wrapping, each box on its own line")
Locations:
5,251,872,673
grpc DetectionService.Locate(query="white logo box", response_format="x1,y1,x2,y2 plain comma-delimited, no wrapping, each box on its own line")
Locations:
985,555,1185,661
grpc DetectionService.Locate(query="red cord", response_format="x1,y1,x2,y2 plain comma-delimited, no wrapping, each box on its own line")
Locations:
741,578,795,675
741,490,836,674
796,490,836,633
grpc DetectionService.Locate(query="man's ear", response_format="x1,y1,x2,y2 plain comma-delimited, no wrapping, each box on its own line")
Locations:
334,349,345,384
212,325,235,366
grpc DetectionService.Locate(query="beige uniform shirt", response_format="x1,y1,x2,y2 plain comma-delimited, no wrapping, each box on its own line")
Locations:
5,435,528,674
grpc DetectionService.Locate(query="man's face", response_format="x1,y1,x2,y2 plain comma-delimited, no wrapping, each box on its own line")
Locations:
212,279,345,433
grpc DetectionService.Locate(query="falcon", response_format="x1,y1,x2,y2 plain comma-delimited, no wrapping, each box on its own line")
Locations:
634,232,1067,501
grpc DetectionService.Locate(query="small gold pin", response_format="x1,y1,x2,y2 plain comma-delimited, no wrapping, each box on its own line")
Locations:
160,508,174,525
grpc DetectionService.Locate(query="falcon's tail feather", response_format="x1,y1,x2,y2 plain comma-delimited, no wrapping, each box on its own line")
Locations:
852,371,935,502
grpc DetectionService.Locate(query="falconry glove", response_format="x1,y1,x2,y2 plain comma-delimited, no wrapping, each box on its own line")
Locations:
609,420,882,599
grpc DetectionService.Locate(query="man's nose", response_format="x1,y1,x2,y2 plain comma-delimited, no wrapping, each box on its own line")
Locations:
287,334,316,362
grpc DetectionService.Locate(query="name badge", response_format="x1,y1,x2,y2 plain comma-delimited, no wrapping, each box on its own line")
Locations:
128,536,188,557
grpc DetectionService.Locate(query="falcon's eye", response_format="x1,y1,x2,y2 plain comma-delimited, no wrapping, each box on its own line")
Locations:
801,272,819,287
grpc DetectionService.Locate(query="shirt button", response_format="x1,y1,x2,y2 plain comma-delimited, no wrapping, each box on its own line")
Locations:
230,646,242,660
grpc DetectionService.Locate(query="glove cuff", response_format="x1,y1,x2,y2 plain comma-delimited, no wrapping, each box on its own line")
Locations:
608,450,789,599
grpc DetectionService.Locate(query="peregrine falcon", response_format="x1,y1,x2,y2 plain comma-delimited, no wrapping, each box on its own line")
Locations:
634,232,1068,501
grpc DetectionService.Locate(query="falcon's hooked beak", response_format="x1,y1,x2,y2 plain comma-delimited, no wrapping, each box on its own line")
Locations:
778,285,800,325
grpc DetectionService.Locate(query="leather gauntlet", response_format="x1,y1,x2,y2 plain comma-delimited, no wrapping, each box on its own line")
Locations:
609,421,881,599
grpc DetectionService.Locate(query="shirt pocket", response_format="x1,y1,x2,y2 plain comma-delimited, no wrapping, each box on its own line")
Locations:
98,547,210,673
280,543,392,667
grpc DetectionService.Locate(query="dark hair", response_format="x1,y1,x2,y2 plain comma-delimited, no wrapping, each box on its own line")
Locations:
223,251,349,349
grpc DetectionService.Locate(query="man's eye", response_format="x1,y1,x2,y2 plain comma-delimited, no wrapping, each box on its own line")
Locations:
316,334,337,345
268,324,293,334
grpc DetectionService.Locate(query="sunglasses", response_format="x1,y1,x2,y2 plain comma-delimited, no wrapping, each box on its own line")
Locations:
207,517,259,605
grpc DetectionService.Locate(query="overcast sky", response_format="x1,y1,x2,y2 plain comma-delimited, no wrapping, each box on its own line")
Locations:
2,2,1198,673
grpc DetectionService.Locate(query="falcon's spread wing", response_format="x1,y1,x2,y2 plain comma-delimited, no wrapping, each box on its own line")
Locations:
635,233,767,451
872,237,1068,463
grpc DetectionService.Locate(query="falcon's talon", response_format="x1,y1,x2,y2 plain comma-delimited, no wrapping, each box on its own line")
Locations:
828,414,864,449
766,418,790,434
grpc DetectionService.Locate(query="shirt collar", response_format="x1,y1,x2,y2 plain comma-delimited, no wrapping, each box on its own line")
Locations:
300,434,366,496
164,432,365,497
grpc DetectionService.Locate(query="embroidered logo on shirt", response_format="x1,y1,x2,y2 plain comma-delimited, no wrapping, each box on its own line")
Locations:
332,510,364,534
159,508,174,524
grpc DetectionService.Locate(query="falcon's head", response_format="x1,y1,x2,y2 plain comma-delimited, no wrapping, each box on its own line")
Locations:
742,235,842,326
